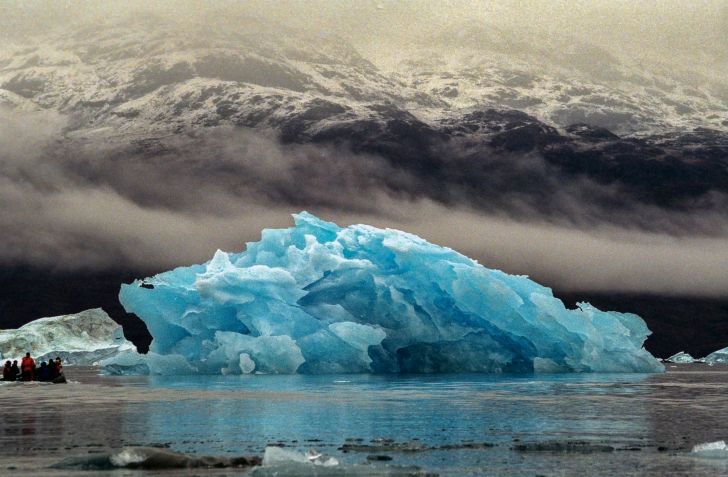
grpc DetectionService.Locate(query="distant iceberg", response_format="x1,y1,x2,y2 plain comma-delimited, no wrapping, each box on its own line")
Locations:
666,351,695,364
0,309,136,365
703,346,728,365
103,212,662,375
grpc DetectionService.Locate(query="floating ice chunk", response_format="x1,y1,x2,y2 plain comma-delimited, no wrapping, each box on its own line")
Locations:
262,447,338,467
666,351,695,364
0,309,135,365
693,440,728,452
703,347,728,364
692,440,728,458
104,212,663,375
262,447,310,465
310,452,338,467
109,448,147,467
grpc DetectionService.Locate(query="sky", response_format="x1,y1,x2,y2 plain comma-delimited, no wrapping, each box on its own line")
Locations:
1,0,726,63
0,0,727,297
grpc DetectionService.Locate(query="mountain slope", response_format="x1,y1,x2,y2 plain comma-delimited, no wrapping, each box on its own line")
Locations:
385,22,728,136
1,15,727,226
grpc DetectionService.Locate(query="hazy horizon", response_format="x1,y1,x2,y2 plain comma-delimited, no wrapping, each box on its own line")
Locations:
1,0,726,71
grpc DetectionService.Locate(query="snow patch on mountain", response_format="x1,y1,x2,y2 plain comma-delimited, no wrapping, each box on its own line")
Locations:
381,23,728,136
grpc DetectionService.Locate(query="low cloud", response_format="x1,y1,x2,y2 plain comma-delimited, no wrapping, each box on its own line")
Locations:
1,108,727,297
344,202,728,297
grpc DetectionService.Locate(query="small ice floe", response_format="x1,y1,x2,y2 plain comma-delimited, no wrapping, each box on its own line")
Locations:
109,448,146,467
665,351,695,364
255,446,431,476
262,446,338,467
691,440,728,458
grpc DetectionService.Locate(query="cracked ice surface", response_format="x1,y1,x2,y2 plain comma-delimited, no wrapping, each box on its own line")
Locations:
106,212,662,375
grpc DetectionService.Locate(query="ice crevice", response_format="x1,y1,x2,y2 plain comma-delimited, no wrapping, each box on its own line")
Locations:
101,212,663,375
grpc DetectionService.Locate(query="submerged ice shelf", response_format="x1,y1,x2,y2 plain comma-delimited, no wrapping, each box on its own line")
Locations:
104,212,662,375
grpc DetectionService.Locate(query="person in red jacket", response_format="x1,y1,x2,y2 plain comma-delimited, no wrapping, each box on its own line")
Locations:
20,353,36,381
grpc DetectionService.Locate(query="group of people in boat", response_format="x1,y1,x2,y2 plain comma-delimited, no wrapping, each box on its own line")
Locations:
2,352,66,383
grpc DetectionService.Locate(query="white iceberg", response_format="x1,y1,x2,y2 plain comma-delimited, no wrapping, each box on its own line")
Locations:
666,351,695,364
703,346,728,365
102,212,663,375
0,308,136,365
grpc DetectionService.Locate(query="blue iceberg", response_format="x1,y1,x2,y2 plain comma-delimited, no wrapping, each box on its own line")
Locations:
108,212,662,375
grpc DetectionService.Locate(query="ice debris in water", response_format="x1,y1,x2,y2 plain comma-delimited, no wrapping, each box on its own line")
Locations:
263,447,338,467
666,351,695,364
254,446,427,476
0,309,135,365
104,212,663,375
692,440,728,458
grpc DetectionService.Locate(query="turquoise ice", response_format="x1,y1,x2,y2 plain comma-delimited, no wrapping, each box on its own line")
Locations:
112,212,662,374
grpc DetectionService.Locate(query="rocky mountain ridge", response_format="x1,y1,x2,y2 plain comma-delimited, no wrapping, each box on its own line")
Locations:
1,15,727,220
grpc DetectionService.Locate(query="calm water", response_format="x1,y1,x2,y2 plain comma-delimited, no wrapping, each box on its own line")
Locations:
2,365,728,476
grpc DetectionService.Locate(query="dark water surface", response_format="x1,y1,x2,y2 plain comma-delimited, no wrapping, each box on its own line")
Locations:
2,365,728,476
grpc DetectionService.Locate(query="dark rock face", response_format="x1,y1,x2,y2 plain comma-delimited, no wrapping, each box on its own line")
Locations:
276,105,728,212
565,123,620,141
490,122,562,152
195,54,312,92
541,129,728,207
